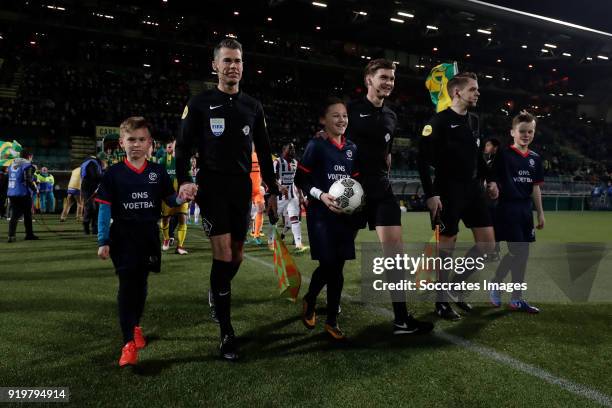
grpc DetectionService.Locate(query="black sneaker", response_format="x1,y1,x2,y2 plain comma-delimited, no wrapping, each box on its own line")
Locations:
208,289,219,323
24,235,40,240
393,316,434,335
219,334,239,361
454,301,473,313
435,302,462,321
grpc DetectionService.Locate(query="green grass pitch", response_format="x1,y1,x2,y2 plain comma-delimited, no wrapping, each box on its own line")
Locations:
1,211,611,407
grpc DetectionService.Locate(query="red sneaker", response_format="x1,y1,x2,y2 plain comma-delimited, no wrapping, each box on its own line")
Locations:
133,326,147,349
118,341,138,367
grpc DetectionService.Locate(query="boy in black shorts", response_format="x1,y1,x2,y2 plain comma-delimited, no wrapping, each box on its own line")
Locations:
96,117,186,366
488,111,544,313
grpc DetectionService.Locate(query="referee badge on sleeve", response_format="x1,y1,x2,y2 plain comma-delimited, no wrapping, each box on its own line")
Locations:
201,217,213,236
210,118,225,137
422,125,433,137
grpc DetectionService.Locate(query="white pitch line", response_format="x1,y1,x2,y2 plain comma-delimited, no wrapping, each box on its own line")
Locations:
244,253,612,407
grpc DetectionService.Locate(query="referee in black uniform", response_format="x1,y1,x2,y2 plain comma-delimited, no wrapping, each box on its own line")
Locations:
175,38,279,361
347,59,433,335
418,72,496,320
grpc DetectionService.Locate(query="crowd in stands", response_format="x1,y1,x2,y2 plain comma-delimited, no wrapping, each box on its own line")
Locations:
0,30,610,184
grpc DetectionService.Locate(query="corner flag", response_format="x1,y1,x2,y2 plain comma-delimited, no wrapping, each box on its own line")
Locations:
272,227,301,302
425,63,458,112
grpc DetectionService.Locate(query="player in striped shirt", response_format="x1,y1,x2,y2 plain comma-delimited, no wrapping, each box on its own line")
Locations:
269,143,307,252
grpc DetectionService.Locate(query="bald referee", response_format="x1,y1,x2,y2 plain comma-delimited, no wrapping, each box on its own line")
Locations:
175,39,278,361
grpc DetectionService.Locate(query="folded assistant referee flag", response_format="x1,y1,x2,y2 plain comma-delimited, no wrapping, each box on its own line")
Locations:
425,62,458,112
414,211,441,288
272,227,301,302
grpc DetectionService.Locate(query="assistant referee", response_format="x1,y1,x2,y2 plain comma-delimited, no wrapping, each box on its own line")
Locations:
418,72,496,320
175,38,279,361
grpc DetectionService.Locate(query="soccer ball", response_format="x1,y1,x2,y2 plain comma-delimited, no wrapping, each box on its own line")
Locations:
328,178,364,214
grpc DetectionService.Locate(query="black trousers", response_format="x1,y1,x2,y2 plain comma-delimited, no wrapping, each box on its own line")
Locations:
81,190,98,233
117,268,149,344
0,192,7,218
8,195,34,238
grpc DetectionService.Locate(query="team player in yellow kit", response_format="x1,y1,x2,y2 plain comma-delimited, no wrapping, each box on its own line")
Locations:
159,141,190,255
60,166,84,222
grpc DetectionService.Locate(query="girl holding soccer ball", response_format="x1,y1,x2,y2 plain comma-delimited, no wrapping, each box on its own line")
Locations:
295,97,362,340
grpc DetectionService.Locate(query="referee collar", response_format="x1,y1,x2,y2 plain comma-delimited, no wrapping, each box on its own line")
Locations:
363,96,385,112
214,86,242,100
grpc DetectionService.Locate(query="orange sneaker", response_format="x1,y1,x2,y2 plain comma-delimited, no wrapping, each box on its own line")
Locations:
133,326,146,349
324,323,346,341
118,341,138,367
302,299,316,330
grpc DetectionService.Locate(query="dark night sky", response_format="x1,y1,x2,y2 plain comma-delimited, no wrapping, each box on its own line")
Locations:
484,0,612,32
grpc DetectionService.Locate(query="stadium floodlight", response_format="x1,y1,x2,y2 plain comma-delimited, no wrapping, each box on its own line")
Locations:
397,12,414,18
465,33,471,37
267,17,272,21
586,56,593,60
45,5,66,11
597,55,609,60
143,64,151,68
390,18,405,23
541,49,549,53
566,92,573,96
300,46,311,50
562,52,572,57
521,44,528,48
312,2,327,7
485,75,493,79
497,59,502,62
544,43,557,48
427,25,439,30
578,94,584,97
93,13,114,19
234,11,239,15
355,11,368,16
477,29,491,35
315,26,321,30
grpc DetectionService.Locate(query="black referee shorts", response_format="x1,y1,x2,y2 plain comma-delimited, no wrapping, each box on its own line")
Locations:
439,180,492,237
196,173,251,240
358,185,401,231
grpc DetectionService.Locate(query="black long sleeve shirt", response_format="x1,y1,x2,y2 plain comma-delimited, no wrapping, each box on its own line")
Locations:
175,87,279,195
417,108,489,198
